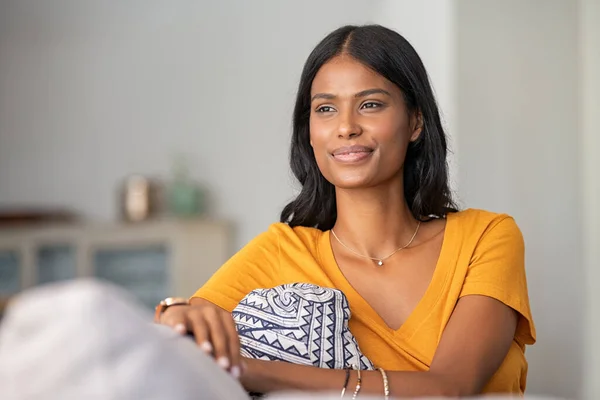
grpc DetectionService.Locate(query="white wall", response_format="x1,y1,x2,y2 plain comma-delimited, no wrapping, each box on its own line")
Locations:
0,0,455,251
0,0,367,250
581,0,600,398
456,1,582,398
375,0,459,191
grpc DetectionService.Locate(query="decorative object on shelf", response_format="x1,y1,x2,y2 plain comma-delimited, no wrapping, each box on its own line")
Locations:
167,154,205,218
119,175,162,223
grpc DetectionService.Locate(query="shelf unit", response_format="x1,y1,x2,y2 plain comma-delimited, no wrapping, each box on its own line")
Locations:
0,218,232,315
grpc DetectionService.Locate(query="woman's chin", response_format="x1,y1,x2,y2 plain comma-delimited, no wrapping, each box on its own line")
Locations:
331,172,401,191
332,177,377,190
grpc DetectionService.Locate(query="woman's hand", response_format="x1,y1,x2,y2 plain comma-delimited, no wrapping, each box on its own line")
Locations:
157,301,243,379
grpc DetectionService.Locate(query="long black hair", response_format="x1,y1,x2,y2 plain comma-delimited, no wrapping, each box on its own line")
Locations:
280,25,457,231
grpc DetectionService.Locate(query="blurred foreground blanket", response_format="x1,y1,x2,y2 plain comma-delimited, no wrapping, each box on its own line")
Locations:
0,279,248,400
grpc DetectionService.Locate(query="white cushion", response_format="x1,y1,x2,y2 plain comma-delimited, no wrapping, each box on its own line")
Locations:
0,278,248,400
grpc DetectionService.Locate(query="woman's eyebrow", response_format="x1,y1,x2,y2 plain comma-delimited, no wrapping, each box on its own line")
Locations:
311,88,392,103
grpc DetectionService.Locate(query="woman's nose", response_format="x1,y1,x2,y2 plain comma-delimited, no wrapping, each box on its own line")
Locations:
337,111,362,139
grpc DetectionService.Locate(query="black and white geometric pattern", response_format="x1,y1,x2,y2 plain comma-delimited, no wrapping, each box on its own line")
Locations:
232,283,374,370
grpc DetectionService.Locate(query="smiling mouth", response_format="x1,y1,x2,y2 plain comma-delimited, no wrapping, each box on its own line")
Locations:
331,149,374,163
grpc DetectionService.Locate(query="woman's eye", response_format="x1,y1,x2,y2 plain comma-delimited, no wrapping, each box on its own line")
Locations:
316,106,335,113
361,102,382,109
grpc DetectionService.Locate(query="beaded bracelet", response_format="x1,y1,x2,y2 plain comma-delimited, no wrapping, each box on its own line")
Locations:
351,368,362,399
377,367,390,399
340,368,351,398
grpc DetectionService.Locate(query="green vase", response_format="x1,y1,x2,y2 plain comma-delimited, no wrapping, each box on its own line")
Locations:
167,155,204,217
169,180,202,217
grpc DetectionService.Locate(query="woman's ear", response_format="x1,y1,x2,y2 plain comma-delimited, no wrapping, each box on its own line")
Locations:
410,111,423,142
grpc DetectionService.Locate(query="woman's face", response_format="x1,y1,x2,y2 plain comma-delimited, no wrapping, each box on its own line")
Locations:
309,55,421,189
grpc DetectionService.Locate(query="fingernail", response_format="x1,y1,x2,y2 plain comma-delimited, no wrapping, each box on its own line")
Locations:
200,341,213,354
217,356,230,370
230,366,241,379
174,323,186,334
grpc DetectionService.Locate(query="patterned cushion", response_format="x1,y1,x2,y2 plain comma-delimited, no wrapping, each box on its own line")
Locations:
232,283,374,370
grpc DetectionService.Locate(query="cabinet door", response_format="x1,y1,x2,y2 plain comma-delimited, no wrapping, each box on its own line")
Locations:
93,245,169,309
0,250,20,296
36,245,77,284
0,250,20,319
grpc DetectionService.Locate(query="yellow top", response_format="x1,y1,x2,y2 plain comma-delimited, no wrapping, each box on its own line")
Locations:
192,208,536,394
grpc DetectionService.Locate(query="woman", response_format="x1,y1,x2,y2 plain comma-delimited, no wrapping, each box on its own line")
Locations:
156,24,535,397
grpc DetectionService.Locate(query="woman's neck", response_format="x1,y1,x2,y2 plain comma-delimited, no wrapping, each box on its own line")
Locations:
332,181,419,259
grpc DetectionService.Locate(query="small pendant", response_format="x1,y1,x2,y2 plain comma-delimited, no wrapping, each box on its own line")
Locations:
377,260,383,266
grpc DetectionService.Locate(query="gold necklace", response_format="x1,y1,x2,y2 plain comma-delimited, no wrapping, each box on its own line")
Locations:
331,221,421,266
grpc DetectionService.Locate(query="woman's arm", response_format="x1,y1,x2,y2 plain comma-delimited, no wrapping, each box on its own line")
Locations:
241,295,518,397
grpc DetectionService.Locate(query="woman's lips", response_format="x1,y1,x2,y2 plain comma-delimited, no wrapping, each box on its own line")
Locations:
331,145,374,163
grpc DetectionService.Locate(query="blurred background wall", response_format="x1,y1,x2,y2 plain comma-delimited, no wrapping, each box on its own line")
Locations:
457,0,582,398
0,0,597,398
581,0,600,398
0,0,456,249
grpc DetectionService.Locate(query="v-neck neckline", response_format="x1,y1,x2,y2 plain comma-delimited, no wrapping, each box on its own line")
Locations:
318,212,457,339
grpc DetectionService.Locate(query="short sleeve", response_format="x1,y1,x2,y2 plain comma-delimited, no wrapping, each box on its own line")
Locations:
191,226,280,312
459,216,536,346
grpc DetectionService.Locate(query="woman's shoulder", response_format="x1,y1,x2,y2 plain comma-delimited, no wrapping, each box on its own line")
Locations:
449,208,523,243
257,222,324,251
450,207,519,226
264,222,323,238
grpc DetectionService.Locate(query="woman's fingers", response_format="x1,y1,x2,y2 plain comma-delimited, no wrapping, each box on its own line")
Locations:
157,303,242,378
187,311,213,354
221,311,242,378
159,305,189,334
202,306,231,371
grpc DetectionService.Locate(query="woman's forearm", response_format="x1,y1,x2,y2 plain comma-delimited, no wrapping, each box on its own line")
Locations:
240,358,465,397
